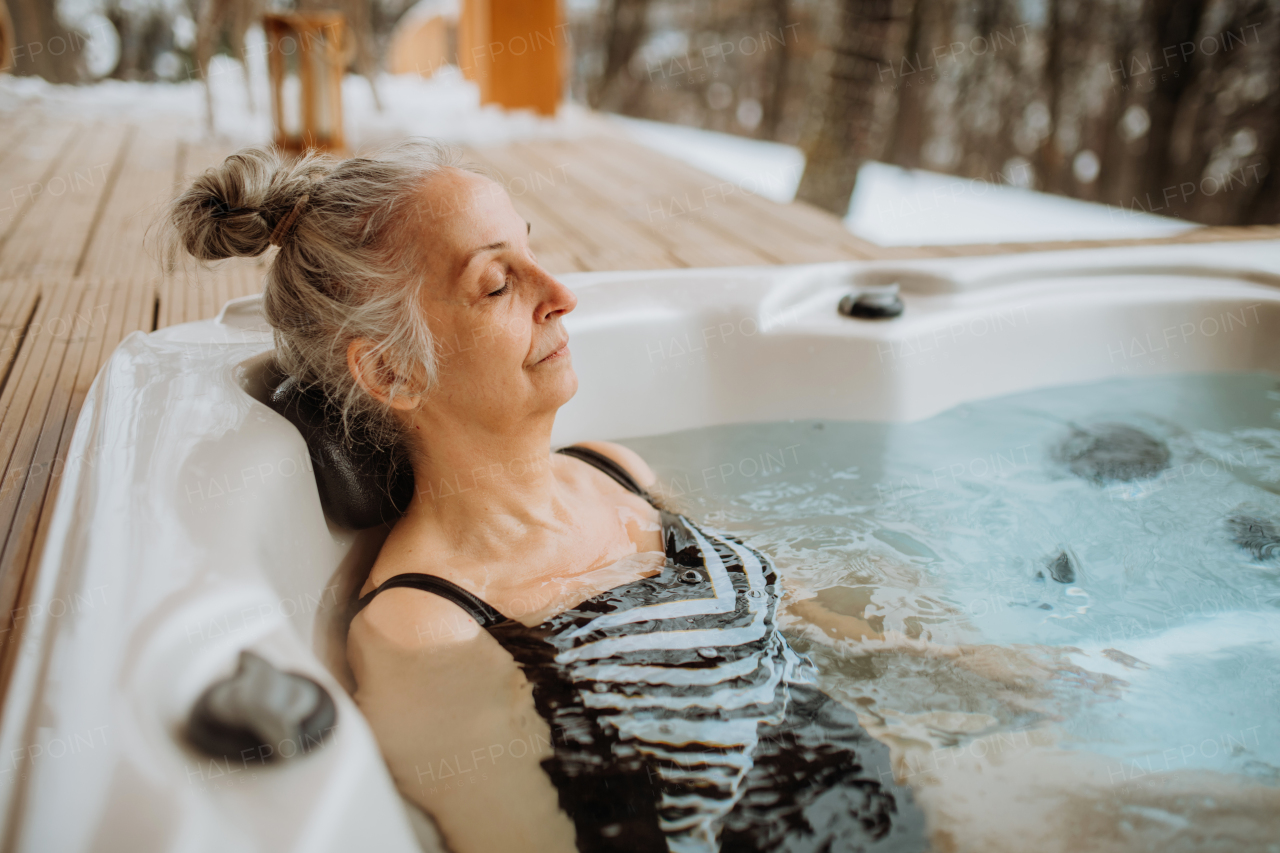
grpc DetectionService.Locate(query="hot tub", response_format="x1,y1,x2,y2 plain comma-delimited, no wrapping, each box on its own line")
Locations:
3,240,1279,851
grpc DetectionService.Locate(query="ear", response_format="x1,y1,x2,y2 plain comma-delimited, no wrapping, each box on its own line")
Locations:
347,338,422,411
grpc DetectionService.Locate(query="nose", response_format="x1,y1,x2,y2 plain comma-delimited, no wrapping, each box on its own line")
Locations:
535,265,577,322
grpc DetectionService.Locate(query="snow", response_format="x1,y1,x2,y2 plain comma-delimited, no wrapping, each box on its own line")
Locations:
398,0,461,26
608,115,1197,246
844,161,1195,245
607,114,804,204
0,28,598,149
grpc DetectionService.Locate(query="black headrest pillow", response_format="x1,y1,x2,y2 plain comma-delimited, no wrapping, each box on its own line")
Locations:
265,366,414,529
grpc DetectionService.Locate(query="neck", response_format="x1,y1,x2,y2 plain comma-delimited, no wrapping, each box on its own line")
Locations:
402,413,567,534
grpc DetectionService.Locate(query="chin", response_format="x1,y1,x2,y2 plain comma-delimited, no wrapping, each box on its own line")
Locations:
528,359,577,414
556,365,579,404
542,363,578,409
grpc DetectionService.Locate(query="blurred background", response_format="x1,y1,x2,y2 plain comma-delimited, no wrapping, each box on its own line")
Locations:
2,0,1277,243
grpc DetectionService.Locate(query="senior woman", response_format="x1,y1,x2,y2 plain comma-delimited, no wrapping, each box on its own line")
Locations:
169,143,927,853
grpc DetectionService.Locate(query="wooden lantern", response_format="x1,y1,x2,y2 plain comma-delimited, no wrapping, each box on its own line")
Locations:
263,12,347,152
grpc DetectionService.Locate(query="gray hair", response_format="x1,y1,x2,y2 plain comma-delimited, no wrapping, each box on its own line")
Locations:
168,141,479,448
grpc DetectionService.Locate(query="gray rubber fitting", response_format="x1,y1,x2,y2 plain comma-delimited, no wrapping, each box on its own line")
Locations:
188,649,337,763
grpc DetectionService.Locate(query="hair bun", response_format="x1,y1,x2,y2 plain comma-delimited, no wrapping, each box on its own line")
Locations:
170,148,324,261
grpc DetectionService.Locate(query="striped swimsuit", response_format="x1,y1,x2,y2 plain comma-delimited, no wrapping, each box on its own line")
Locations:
356,447,927,853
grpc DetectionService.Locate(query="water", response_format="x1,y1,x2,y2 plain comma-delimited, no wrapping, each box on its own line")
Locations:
620,372,1280,786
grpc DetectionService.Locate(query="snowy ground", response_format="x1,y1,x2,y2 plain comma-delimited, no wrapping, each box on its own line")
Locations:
1,48,1196,246
608,115,1197,246
0,47,597,149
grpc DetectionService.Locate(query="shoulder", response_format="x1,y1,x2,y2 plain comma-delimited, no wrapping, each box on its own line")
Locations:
566,440,657,490
349,586,485,655
352,518,496,653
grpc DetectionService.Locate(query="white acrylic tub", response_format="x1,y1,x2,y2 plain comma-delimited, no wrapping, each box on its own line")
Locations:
2,240,1279,851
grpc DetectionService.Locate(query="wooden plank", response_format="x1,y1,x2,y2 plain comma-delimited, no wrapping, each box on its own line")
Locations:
230,265,266,302
218,269,241,306
0,280,84,637
0,282,41,398
156,137,245,327
215,268,232,319
0,122,81,263
0,112,38,171
178,272,200,326
69,127,136,278
155,140,189,331
185,134,271,322
514,140,775,267
529,137,829,262
529,251,583,276
76,127,181,282
0,275,153,704
166,266,200,327
181,137,239,183
180,139,227,324
0,123,131,280
0,280,82,490
0,280,103,602
0,278,37,345
0,283,72,453
199,268,218,323
154,269,175,332
551,138,855,266
566,136,872,263
598,136,885,259
486,141,674,261
189,269,212,324
470,144,679,270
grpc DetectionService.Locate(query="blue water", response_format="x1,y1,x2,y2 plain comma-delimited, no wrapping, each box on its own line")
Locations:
621,372,1280,784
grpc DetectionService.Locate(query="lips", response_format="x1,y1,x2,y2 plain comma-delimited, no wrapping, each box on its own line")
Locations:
537,338,569,364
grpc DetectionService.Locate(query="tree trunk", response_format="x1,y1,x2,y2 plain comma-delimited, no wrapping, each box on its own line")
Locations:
759,0,792,139
589,0,649,111
1136,0,1204,215
1036,0,1066,193
7,0,83,82
0,1,14,73
795,0,915,215
883,0,927,170
1093,1,1139,205
1244,123,1280,224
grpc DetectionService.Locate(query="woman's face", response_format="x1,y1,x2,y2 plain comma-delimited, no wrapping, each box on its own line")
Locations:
410,168,578,434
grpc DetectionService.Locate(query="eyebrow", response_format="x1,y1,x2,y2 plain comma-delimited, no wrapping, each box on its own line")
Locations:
460,241,508,276
458,224,531,278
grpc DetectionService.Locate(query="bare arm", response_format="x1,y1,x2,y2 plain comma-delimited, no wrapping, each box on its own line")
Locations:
348,591,576,853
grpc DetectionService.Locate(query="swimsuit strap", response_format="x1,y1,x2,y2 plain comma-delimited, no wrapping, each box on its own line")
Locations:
351,445,649,621
352,572,509,624
556,444,652,502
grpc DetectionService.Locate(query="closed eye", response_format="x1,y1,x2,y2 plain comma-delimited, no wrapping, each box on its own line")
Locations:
487,272,513,297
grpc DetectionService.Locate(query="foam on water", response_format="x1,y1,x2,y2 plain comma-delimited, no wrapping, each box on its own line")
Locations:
621,372,1280,784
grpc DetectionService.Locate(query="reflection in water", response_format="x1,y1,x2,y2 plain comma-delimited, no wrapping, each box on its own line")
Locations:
620,372,1280,851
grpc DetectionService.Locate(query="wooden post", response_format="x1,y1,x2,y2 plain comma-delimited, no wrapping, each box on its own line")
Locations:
263,12,346,153
460,0,562,117
457,0,487,84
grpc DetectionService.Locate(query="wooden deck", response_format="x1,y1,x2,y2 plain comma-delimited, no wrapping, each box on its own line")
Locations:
0,107,1277,701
